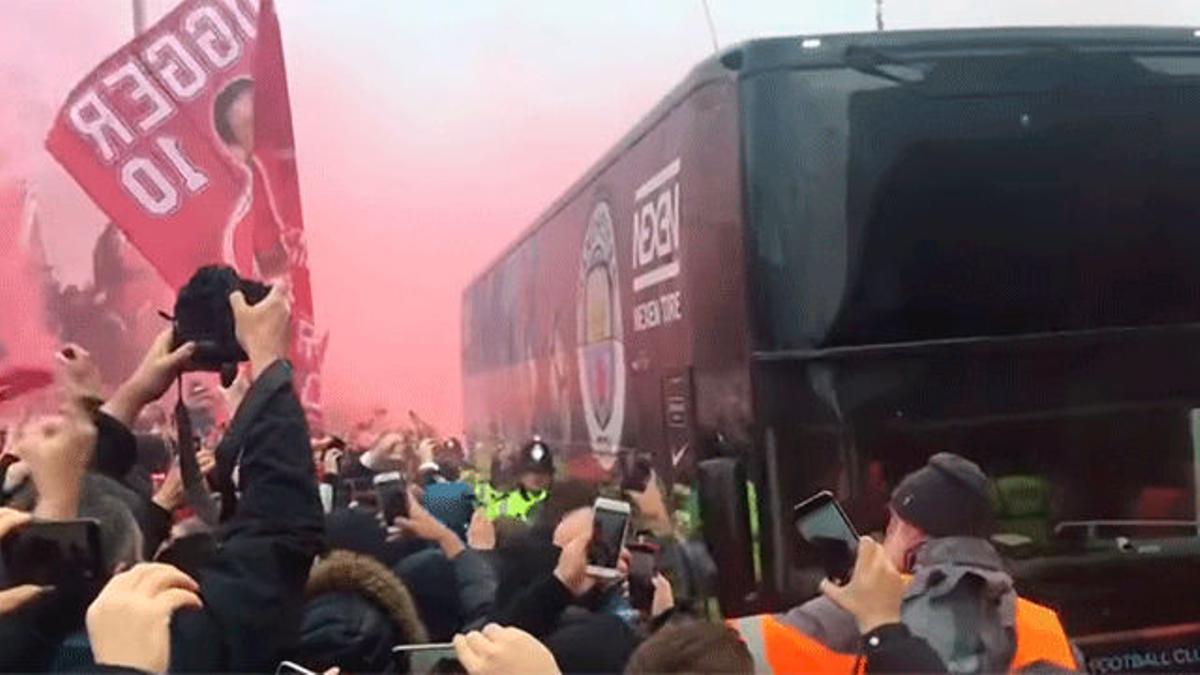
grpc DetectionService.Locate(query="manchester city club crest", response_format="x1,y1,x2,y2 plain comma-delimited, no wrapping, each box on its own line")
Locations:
577,201,626,456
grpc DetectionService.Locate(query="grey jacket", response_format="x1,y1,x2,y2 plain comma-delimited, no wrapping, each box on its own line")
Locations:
904,537,1017,673
781,537,1019,673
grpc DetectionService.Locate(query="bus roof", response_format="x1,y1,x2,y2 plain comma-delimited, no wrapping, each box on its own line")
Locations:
465,26,1200,293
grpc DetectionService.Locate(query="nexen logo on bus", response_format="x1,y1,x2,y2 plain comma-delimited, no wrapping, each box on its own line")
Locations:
632,158,683,333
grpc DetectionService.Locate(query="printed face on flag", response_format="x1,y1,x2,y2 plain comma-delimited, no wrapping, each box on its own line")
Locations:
46,0,326,415
44,0,265,288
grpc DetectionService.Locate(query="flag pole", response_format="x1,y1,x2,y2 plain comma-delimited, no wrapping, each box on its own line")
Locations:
700,0,720,54
132,0,147,35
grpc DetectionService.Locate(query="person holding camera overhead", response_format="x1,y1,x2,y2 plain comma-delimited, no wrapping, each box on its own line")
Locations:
0,267,324,673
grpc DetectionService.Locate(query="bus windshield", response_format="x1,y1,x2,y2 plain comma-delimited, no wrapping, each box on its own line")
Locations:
746,48,1200,593
747,49,1200,352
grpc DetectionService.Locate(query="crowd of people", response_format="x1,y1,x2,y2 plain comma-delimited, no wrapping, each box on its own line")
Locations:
0,281,1083,674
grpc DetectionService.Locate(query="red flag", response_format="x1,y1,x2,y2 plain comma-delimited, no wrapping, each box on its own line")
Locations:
252,0,324,415
0,368,54,403
45,0,259,287
45,0,324,412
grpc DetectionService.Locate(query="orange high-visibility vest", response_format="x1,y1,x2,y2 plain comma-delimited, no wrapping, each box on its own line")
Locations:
729,597,1076,674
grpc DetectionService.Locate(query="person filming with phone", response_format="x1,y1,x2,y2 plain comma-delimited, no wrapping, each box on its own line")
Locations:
730,452,1077,674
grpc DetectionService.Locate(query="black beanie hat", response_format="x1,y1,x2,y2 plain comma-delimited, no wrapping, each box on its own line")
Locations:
890,452,995,537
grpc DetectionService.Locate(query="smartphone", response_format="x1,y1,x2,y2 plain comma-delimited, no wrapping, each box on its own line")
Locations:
275,661,318,675
793,490,859,585
627,541,659,612
1,519,105,587
348,477,378,511
392,643,460,674
391,643,457,654
318,483,334,514
374,471,409,523
587,497,631,579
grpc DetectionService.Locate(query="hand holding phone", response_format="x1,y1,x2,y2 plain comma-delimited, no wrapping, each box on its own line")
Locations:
586,498,631,580
793,490,859,585
819,537,907,633
1,518,105,587
626,541,659,612
374,471,409,523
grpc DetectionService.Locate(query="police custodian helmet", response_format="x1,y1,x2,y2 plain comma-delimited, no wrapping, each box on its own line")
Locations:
518,436,555,474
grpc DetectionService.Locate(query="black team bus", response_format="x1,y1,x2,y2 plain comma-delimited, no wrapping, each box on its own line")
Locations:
462,28,1200,671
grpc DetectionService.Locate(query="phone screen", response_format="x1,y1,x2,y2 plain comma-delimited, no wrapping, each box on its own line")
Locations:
627,545,657,611
318,483,334,514
793,491,859,584
374,473,408,523
1,519,105,587
588,506,630,570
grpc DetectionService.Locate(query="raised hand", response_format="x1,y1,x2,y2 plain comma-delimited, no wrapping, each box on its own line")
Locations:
12,404,97,520
230,283,290,379
86,563,203,674
453,624,560,675
553,531,597,598
392,488,465,559
102,330,196,426
467,509,496,551
56,344,104,403
820,537,908,633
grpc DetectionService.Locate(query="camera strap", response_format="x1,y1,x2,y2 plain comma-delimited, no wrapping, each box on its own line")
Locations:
175,374,218,526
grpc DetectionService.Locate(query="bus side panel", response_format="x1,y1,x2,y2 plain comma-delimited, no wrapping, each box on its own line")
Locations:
462,79,746,481
621,78,749,485
675,80,753,480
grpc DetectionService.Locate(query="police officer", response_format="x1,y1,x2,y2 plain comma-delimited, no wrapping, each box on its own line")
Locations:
481,437,554,522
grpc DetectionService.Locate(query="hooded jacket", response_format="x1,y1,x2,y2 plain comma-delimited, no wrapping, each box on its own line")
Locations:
296,550,428,673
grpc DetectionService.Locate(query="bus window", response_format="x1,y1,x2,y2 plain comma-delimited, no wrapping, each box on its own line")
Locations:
857,406,1195,554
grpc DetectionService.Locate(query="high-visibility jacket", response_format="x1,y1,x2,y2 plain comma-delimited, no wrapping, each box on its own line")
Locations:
475,481,503,513
478,484,548,521
729,597,1076,674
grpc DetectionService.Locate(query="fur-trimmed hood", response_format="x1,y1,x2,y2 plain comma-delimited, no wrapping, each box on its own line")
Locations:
306,549,428,642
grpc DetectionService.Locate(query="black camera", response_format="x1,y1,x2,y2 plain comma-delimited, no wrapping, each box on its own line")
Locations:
172,265,270,387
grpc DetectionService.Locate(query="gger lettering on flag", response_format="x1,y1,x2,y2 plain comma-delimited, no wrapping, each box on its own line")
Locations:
45,0,325,416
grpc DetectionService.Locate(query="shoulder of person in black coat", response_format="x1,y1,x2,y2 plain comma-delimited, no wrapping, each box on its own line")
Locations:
169,360,325,673
452,547,498,631
393,547,462,641
91,410,138,483
862,622,948,674
542,610,639,675
0,594,79,672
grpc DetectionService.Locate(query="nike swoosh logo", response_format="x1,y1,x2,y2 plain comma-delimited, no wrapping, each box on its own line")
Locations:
671,442,689,467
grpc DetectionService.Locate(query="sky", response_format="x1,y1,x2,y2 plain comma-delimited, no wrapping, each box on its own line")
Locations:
3,0,1200,433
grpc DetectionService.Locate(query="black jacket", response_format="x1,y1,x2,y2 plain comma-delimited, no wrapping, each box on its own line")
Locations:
296,549,428,673
863,623,948,673
169,360,326,672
